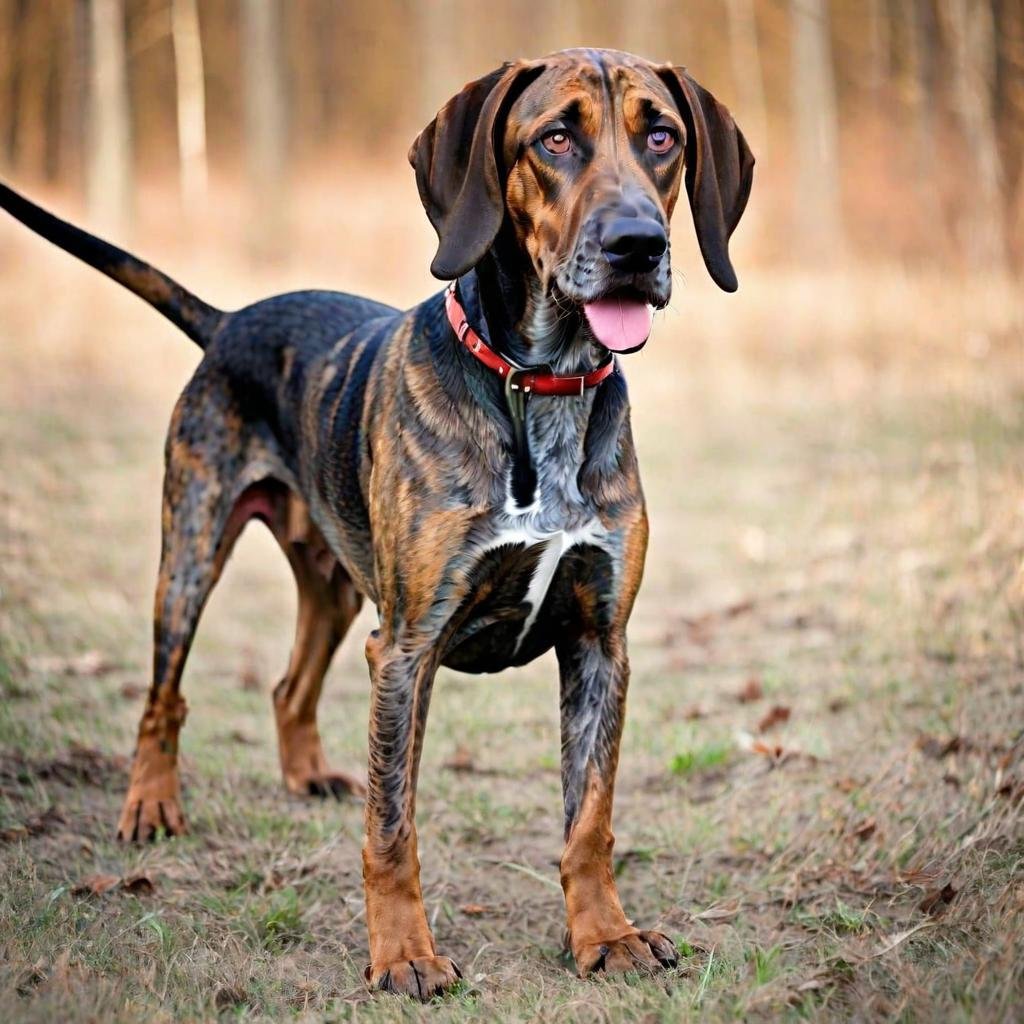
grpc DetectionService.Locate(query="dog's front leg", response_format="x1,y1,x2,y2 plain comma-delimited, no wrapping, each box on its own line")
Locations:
361,629,461,1000
557,627,679,977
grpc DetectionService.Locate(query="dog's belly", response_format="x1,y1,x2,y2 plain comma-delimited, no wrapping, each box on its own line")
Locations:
441,521,615,674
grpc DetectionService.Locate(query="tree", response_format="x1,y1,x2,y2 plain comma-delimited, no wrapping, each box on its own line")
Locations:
171,0,208,208
789,0,844,264
242,0,288,260
86,0,132,237
940,0,1007,272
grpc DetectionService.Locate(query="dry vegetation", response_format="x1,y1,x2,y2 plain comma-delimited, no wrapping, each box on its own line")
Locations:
1,176,1023,1022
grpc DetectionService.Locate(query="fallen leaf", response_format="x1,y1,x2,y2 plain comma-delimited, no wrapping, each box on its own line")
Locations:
758,704,792,732
694,898,741,922
72,872,155,897
444,745,476,772
72,873,121,896
681,704,707,721
915,734,963,760
119,682,146,700
827,697,849,713
918,881,957,917
122,874,156,895
460,903,488,916
737,676,764,703
15,959,48,997
852,817,877,841
227,730,257,746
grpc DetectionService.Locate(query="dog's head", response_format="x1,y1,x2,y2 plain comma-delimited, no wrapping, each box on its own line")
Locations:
410,48,754,354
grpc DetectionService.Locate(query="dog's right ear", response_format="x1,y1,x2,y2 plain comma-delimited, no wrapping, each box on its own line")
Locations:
410,61,545,280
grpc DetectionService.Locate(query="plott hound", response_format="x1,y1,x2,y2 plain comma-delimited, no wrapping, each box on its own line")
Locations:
1,48,752,998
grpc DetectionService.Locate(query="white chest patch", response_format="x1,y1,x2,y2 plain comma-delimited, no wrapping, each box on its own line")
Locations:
478,484,610,653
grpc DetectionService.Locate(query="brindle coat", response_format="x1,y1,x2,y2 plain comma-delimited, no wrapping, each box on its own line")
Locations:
0,49,752,999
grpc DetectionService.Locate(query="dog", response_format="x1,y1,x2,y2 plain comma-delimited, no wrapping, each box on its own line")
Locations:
1,48,752,999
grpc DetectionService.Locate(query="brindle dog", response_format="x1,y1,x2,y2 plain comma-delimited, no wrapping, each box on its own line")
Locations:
1,49,752,998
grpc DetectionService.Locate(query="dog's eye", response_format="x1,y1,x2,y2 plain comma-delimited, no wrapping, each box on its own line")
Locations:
647,129,677,154
541,131,571,156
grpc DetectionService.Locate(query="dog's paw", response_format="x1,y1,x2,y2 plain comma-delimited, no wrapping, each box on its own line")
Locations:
365,955,462,1000
575,929,679,976
116,796,187,843
287,770,367,801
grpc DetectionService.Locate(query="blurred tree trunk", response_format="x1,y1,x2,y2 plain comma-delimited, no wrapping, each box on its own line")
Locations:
899,0,944,257
12,1,51,181
725,0,767,155
243,0,287,260
171,0,208,208
789,0,844,264
994,0,1024,264
0,0,18,172
58,1,88,191
939,0,1007,273
623,0,685,64
549,0,582,49
86,0,132,237
865,0,890,95
415,0,460,123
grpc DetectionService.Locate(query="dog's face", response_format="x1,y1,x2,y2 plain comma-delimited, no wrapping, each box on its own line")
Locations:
411,49,753,353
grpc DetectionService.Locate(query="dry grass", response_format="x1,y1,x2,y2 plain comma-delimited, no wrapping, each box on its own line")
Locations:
1,175,1023,1022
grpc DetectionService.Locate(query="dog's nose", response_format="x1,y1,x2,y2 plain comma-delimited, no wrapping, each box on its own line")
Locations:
600,218,667,273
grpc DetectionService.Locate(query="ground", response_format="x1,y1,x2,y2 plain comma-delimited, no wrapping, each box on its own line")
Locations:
0,180,1022,1021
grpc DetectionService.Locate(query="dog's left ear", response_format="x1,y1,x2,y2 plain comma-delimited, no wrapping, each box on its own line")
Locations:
657,67,755,292
410,61,545,280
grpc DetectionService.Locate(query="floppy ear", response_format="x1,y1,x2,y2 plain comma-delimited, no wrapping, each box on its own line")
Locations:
658,67,755,292
409,61,545,280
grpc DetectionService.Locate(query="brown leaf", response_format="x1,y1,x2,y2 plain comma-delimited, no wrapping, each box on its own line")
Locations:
15,959,48,996
72,873,121,896
122,873,155,895
119,682,146,700
444,745,476,773
460,903,488,916
736,676,764,703
915,734,963,759
919,881,957,917
852,817,877,841
758,704,792,733
227,730,257,746
681,704,707,721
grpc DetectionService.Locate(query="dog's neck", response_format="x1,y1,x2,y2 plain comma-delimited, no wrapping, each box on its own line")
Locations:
465,252,605,375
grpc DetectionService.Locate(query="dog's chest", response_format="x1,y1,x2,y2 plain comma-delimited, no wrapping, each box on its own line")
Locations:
442,399,615,673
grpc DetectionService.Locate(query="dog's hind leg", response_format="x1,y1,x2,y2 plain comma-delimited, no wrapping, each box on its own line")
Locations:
271,495,366,799
117,377,270,842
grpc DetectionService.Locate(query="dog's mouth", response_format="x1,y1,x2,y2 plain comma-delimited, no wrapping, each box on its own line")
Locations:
581,286,655,354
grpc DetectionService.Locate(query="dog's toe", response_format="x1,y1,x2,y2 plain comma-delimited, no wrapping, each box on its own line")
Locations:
304,772,366,801
577,929,678,977
116,797,187,844
366,955,461,1001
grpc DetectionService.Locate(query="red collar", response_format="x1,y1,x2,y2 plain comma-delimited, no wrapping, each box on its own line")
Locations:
444,282,615,397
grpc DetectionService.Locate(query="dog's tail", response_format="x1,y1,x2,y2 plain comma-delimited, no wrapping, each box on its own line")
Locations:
0,181,224,349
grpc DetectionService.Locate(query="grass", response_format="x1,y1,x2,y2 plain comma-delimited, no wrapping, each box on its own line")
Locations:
0,177,1023,1021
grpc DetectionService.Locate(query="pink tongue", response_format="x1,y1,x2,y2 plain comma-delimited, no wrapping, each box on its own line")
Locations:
583,297,653,352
